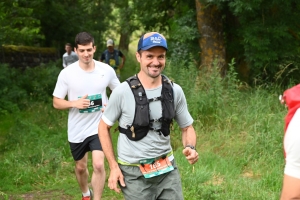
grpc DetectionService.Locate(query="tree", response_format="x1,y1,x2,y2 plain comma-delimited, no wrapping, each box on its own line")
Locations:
112,0,136,51
195,0,226,72
30,0,112,55
131,0,200,65
0,0,43,45
195,0,300,84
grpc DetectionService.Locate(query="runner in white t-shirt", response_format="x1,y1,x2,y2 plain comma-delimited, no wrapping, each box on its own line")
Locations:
53,32,120,200
62,43,78,68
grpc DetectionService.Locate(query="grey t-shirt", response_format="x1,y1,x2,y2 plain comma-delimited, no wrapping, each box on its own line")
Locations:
62,51,78,68
102,80,193,164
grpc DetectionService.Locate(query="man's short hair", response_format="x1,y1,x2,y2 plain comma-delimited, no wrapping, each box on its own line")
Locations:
65,43,72,47
75,32,95,48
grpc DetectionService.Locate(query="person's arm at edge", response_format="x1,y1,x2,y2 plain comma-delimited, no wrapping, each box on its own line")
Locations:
181,125,198,165
119,54,126,69
62,56,67,68
280,174,300,199
98,119,126,192
99,52,105,62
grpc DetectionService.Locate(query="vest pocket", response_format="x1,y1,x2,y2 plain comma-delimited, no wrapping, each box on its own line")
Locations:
161,91,175,119
119,126,149,141
160,119,172,136
135,103,150,126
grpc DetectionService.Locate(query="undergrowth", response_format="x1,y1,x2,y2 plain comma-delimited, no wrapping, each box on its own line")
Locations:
0,58,287,199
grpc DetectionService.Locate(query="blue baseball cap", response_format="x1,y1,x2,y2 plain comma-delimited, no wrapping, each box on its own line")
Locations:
137,32,168,51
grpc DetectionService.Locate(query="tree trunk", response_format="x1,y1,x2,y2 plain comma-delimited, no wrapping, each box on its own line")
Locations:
118,0,131,51
195,0,226,73
119,32,130,51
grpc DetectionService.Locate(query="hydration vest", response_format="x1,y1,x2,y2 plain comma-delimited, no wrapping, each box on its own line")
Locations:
118,74,175,141
104,49,119,69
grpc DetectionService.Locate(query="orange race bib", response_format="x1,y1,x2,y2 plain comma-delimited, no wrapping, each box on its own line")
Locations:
139,156,174,178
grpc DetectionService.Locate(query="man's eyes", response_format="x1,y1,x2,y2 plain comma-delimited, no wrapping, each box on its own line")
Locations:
79,49,93,53
146,55,165,59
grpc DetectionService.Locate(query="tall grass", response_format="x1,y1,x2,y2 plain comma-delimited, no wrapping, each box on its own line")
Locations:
0,57,287,199
165,58,285,199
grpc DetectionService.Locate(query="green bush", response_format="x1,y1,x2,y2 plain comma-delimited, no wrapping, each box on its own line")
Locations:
0,61,61,115
0,64,26,114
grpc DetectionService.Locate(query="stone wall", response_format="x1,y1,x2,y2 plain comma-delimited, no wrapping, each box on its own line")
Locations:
0,45,60,68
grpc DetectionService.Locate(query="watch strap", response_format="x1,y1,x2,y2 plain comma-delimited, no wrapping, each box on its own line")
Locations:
185,145,195,150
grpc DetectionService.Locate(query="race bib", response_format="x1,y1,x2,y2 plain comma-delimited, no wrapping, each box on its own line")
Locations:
78,94,102,113
139,156,174,178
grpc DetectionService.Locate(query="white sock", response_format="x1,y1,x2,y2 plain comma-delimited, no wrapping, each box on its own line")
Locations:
82,189,90,197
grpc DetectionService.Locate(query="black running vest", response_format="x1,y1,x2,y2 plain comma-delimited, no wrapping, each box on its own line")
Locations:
118,74,175,141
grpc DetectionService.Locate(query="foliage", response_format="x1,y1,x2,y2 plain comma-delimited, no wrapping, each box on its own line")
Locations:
0,55,286,199
203,0,300,85
31,0,113,52
128,0,200,76
0,0,43,45
168,9,201,66
167,57,284,199
0,0,113,54
0,64,26,115
0,62,61,114
1,0,300,86
132,0,177,32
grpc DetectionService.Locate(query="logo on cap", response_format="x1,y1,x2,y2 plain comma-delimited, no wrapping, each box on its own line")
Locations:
151,36,162,44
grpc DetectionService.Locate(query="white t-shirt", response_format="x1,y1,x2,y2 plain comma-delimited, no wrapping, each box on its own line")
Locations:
102,80,194,164
53,60,120,143
284,108,300,179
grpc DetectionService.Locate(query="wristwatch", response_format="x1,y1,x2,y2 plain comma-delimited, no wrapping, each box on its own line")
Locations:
185,145,196,150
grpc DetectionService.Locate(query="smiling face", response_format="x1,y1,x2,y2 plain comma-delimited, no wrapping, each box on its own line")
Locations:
136,46,166,79
75,42,96,66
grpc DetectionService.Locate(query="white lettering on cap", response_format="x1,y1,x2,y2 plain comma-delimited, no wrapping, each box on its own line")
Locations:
150,36,162,43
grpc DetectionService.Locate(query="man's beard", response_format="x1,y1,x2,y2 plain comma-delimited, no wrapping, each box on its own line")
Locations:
147,65,163,78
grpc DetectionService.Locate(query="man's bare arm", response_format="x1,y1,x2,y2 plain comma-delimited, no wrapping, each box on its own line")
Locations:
53,94,90,110
281,174,300,200
181,125,198,165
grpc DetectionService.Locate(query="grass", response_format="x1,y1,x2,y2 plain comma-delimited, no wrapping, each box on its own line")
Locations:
0,55,287,199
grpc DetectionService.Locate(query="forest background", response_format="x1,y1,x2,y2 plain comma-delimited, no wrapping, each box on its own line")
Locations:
0,0,299,199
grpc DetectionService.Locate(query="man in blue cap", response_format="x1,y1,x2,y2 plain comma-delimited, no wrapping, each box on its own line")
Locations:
98,32,198,200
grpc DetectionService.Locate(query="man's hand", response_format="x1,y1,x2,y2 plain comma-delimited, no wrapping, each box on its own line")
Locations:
279,94,285,104
101,104,107,113
183,147,199,165
108,167,126,193
74,94,90,109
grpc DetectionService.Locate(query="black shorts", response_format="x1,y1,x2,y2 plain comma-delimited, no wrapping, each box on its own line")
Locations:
69,134,102,161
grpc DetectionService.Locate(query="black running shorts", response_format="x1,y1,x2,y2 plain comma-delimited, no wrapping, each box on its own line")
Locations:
69,134,102,161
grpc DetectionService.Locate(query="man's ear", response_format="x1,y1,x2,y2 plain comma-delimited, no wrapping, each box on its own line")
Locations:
136,52,141,63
